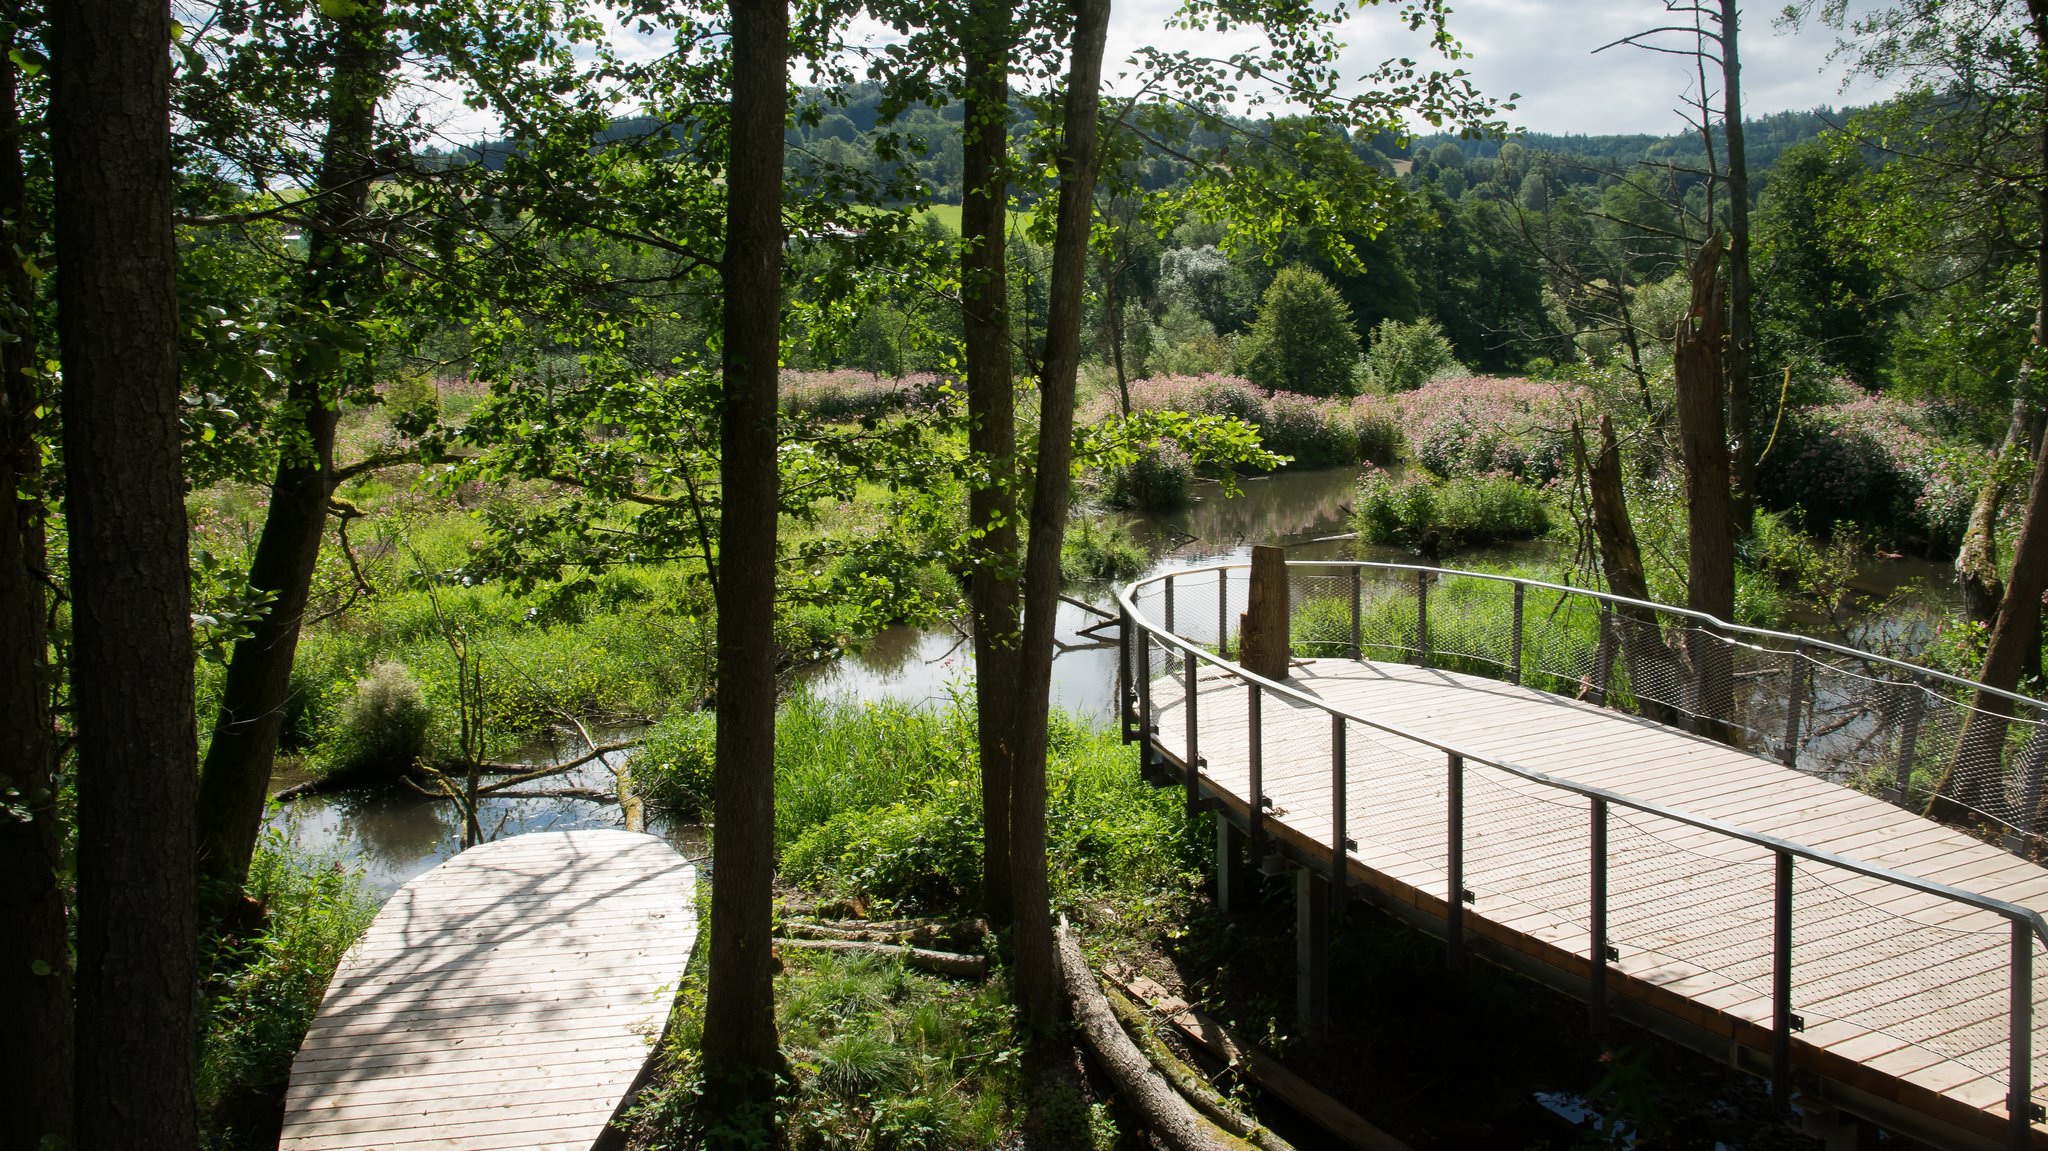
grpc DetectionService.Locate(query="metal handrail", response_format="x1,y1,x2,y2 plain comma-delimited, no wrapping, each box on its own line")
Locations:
1117,559,2048,1148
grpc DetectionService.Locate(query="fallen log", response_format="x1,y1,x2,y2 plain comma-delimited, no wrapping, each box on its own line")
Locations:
1108,972,1410,1151
1104,984,1298,1151
1057,919,1253,1151
775,937,987,979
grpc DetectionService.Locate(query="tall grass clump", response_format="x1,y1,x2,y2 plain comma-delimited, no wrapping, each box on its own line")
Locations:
1352,469,1551,545
780,370,946,421
322,659,434,781
199,833,377,1150
1104,440,1196,510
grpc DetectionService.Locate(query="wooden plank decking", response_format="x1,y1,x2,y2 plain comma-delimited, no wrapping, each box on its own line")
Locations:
1152,657,2048,1147
281,829,698,1151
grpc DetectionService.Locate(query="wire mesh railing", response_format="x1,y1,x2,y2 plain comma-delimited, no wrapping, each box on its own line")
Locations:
1117,560,2048,1148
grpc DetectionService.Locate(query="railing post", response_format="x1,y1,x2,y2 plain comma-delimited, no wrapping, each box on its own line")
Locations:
1217,568,1230,658
2010,918,2034,1151
1184,655,1201,816
1773,850,1795,1112
1416,569,1430,668
1349,566,1363,661
1249,682,1266,857
1164,573,1176,639
1447,752,1465,972
1510,581,1525,686
1117,604,1132,742
1138,624,1154,769
1590,796,1609,1036
1592,603,1615,707
1782,644,1807,768
1891,681,1924,808
1330,714,1349,932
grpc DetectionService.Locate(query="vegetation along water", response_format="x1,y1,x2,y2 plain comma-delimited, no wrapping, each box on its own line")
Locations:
12,0,2048,1148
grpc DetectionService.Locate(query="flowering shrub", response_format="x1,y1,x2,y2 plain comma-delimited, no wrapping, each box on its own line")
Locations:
1758,392,1987,547
780,370,947,421
1393,376,1579,482
1084,374,1404,468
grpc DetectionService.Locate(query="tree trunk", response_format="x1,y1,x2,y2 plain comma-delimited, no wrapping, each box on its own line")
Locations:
1009,0,1110,1034
1720,0,1756,531
1674,235,1738,746
1576,416,1686,728
194,2,388,904
1957,387,2038,626
961,0,1019,926
0,26,72,1151
51,0,201,1144
699,0,787,1124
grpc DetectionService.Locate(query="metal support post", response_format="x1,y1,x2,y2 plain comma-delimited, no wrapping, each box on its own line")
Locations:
1416,569,1431,668
1782,645,1808,768
1773,850,1795,1112
1590,797,1609,1035
1217,568,1230,658
1216,819,1251,913
1118,605,1133,742
1164,574,1176,638
1592,604,1616,706
1349,566,1363,661
1184,655,1201,816
1447,752,1465,972
2010,919,2035,1151
1249,683,1266,856
1297,866,1329,1044
1511,581,1525,685
1138,629,1154,767
1330,715,1349,932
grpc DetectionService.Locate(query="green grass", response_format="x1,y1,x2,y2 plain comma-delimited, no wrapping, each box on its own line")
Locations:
198,832,377,1150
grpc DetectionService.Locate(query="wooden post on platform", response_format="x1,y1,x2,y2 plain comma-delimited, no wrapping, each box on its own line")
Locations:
1240,545,1289,680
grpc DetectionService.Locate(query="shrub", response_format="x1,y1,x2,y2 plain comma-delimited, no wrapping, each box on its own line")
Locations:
1104,440,1195,510
1061,515,1147,584
1393,376,1578,482
199,835,376,1149
1261,392,1358,466
1757,391,1987,548
324,660,433,780
634,709,716,816
1349,396,1403,464
1352,468,1550,545
1237,266,1362,397
1362,317,1463,392
782,777,983,914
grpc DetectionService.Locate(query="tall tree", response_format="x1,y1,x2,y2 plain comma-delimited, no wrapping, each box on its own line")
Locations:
959,0,1020,926
1010,0,1110,1031
51,0,201,1145
192,0,396,903
0,16,71,1151
698,0,789,1126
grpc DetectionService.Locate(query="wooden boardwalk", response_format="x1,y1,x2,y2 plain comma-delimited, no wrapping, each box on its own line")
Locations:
1152,658,2048,1149
281,829,698,1151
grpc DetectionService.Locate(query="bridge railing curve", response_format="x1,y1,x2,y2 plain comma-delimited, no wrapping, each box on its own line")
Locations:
1116,559,2048,1148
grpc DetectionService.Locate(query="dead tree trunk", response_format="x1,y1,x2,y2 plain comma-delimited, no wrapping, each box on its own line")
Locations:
1956,385,2041,626
1576,416,1687,728
1673,235,1738,746
1720,0,1756,531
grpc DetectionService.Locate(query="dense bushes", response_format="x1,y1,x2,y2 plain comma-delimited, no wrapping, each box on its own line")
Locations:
1103,440,1196,510
1089,374,1404,478
1361,317,1463,392
1061,515,1147,583
1757,391,1986,548
1394,375,1579,482
1353,468,1552,545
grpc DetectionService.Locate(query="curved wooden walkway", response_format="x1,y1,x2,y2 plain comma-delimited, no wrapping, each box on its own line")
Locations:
281,829,698,1151
1150,657,2048,1150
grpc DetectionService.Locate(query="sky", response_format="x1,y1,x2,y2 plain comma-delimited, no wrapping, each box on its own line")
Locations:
1097,0,1901,137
